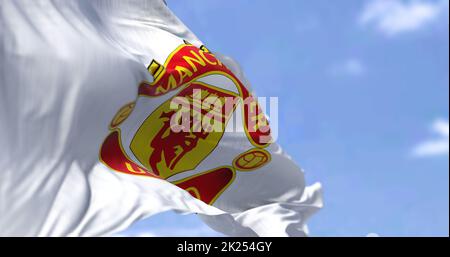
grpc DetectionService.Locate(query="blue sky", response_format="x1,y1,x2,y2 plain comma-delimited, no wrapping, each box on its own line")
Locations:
121,0,449,237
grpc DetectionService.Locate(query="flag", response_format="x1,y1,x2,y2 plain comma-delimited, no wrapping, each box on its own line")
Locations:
0,0,322,236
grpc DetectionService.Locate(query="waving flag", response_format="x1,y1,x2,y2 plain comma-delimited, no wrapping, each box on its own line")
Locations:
0,0,322,236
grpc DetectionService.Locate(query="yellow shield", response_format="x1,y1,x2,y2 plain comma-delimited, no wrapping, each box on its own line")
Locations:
130,81,238,179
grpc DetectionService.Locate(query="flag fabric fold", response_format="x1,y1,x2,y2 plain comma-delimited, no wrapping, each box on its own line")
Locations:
0,0,322,237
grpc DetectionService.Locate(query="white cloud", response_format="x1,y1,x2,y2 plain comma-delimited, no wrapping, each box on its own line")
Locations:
359,0,449,36
412,119,449,157
329,58,366,77
366,232,380,237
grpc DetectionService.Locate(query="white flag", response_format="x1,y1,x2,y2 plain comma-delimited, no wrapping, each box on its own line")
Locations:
0,0,322,236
